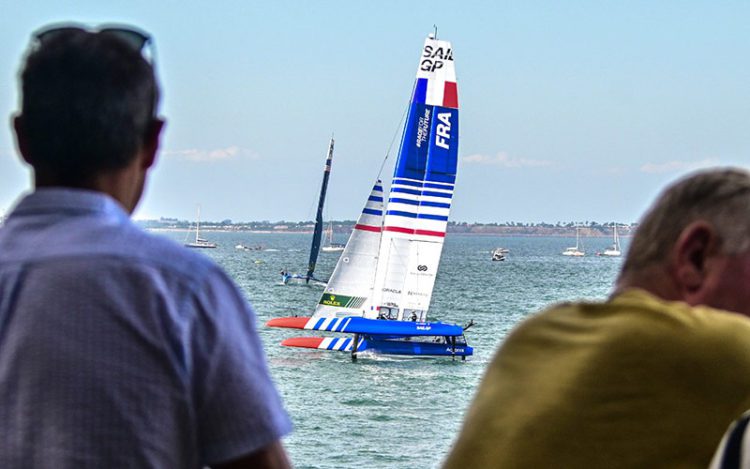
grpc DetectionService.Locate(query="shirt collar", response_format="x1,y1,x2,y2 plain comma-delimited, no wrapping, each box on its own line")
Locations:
9,188,131,222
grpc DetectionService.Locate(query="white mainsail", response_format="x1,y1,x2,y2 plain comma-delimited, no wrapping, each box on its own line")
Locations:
313,181,385,318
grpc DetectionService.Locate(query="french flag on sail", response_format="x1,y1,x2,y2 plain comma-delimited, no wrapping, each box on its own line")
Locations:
413,37,459,109
412,78,458,109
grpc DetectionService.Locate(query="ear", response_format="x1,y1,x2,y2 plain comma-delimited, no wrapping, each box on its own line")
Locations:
673,221,719,298
12,114,33,166
140,118,165,170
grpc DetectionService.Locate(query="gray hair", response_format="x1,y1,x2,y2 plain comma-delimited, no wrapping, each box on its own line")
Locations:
620,167,750,276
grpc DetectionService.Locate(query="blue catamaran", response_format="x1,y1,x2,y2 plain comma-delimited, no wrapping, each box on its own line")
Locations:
268,33,472,358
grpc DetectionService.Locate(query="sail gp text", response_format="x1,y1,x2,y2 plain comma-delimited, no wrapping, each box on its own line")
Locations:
420,45,453,72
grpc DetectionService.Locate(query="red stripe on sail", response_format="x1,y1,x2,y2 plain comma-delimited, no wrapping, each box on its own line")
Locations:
415,229,446,237
383,226,445,238
355,224,382,232
383,226,413,235
443,82,458,108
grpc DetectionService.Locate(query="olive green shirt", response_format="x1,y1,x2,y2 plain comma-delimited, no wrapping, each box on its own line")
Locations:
444,290,750,469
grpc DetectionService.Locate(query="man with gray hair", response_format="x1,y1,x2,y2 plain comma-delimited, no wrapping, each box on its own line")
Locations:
444,168,750,469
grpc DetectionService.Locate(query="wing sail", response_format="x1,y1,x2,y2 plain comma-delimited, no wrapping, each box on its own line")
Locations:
305,138,335,281
371,37,459,320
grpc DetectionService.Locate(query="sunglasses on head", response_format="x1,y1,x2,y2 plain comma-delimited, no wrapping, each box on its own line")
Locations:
33,24,155,64
31,24,160,119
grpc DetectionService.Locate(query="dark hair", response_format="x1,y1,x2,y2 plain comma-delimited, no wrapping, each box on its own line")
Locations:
18,28,159,185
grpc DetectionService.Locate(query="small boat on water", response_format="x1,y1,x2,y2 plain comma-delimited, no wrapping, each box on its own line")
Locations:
235,244,263,251
562,227,584,257
491,248,507,261
268,32,472,359
184,205,217,249
321,222,345,253
598,224,622,257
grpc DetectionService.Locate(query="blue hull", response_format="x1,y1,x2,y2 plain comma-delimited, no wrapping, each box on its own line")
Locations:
281,334,473,358
362,336,473,357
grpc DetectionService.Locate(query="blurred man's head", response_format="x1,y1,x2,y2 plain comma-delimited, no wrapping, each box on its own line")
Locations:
617,168,750,317
13,25,162,199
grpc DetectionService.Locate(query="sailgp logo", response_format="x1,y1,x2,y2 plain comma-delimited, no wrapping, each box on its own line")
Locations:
420,45,453,72
435,112,452,150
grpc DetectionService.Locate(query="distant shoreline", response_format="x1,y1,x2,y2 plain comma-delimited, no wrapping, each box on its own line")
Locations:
147,225,633,238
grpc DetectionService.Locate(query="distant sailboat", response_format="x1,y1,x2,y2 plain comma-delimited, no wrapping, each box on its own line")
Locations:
562,227,584,256
321,222,345,253
282,137,335,285
185,205,217,249
600,224,622,257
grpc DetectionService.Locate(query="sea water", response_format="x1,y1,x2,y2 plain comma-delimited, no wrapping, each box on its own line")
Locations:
159,231,624,468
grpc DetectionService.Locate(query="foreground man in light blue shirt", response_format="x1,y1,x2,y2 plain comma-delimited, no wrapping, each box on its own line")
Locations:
0,25,292,468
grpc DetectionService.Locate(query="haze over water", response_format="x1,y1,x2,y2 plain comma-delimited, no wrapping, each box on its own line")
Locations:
158,230,624,468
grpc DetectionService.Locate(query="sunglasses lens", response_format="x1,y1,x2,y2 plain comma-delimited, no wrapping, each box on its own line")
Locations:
35,27,85,44
34,26,150,55
100,28,150,51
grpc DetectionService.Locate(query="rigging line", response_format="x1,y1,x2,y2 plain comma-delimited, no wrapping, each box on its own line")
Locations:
376,98,410,180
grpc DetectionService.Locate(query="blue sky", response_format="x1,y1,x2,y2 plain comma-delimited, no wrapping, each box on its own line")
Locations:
1,1,748,224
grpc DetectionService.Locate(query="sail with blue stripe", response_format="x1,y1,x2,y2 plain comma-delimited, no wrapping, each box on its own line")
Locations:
371,34,459,320
312,180,385,318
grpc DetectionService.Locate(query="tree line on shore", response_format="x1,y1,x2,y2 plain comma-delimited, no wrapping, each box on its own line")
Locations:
138,218,634,237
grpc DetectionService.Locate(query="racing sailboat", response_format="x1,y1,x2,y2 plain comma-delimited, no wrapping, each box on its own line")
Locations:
281,138,335,285
268,33,472,358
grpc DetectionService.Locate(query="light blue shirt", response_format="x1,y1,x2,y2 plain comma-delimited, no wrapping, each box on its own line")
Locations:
0,188,292,468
